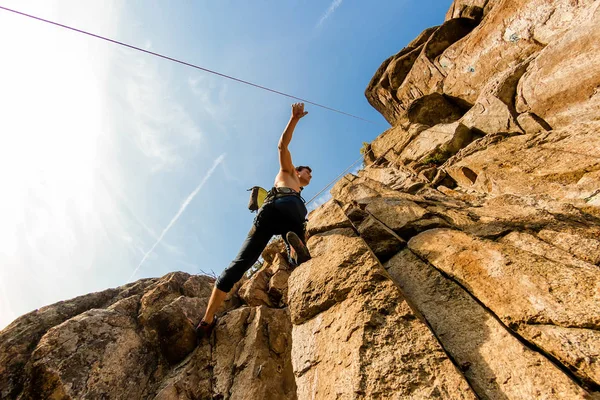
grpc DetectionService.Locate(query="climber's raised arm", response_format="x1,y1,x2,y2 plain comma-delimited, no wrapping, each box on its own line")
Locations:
278,103,308,173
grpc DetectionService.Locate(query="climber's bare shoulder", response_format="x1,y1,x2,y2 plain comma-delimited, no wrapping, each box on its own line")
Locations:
274,169,302,193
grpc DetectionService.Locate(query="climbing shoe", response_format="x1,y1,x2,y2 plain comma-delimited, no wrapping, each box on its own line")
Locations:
286,231,311,266
196,317,217,340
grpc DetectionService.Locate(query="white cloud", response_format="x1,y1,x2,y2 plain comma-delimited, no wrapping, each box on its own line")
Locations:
99,176,185,256
188,75,231,133
128,154,226,281
316,0,344,28
117,56,203,172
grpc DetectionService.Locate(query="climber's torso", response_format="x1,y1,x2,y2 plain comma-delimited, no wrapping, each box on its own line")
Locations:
274,169,302,193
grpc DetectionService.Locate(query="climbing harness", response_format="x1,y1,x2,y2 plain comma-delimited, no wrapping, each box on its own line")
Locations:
247,186,305,212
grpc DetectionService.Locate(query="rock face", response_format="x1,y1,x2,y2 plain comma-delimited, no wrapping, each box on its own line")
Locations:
357,0,600,396
290,203,476,399
386,249,591,399
1,268,296,400
3,1,600,399
515,2,600,129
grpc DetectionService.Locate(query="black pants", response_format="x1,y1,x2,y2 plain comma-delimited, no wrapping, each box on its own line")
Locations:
215,196,307,292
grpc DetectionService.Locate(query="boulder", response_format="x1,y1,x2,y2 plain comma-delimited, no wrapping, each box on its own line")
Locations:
289,229,477,399
409,228,600,387
138,272,192,328
444,122,600,202
537,228,600,266
268,269,291,306
261,238,287,264
440,0,551,104
386,249,592,399
305,198,353,238
369,123,429,163
146,295,204,364
399,122,475,165
364,196,429,233
409,228,600,329
356,215,405,262
516,2,600,129
457,57,532,135
357,164,426,193
20,308,157,399
445,0,494,21
516,112,552,134
153,342,212,400
0,280,156,399
268,253,292,306
212,306,296,400
395,19,478,118
239,264,275,307
366,17,478,125
365,27,438,125
288,232,375,325
407,93,467,126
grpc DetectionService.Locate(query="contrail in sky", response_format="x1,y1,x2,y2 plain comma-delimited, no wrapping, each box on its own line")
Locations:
128,153,226,281
317,0,343,28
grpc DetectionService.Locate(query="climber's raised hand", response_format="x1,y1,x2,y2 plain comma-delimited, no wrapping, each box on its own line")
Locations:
291,103,308,120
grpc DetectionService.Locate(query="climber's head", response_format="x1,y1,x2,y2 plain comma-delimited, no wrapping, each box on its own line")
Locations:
296,165,312,186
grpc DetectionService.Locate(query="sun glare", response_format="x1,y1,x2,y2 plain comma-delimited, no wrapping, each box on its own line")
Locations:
0,2,121,327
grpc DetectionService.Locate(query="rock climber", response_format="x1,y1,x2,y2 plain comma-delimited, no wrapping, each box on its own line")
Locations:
196,102,313,338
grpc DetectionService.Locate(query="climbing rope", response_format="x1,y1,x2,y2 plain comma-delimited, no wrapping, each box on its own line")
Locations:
0,5,382,126
4,5,597,209
306,148,374,205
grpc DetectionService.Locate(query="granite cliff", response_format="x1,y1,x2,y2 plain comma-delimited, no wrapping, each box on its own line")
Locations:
1,0,599,398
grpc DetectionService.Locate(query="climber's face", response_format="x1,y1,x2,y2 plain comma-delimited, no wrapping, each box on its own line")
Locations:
297,167,312,186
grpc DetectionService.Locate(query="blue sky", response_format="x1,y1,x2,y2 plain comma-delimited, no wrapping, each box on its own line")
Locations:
0,0,452,329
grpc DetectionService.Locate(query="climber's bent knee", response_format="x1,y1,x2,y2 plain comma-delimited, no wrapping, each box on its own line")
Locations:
215,270,238,293
214,220,273,293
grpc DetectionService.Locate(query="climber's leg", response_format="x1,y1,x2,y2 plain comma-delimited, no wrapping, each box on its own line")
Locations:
200,286,227,325
284,225,310,267
196,286,226,338
199,206,276,328
214,223,273,293
273,197,309,267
